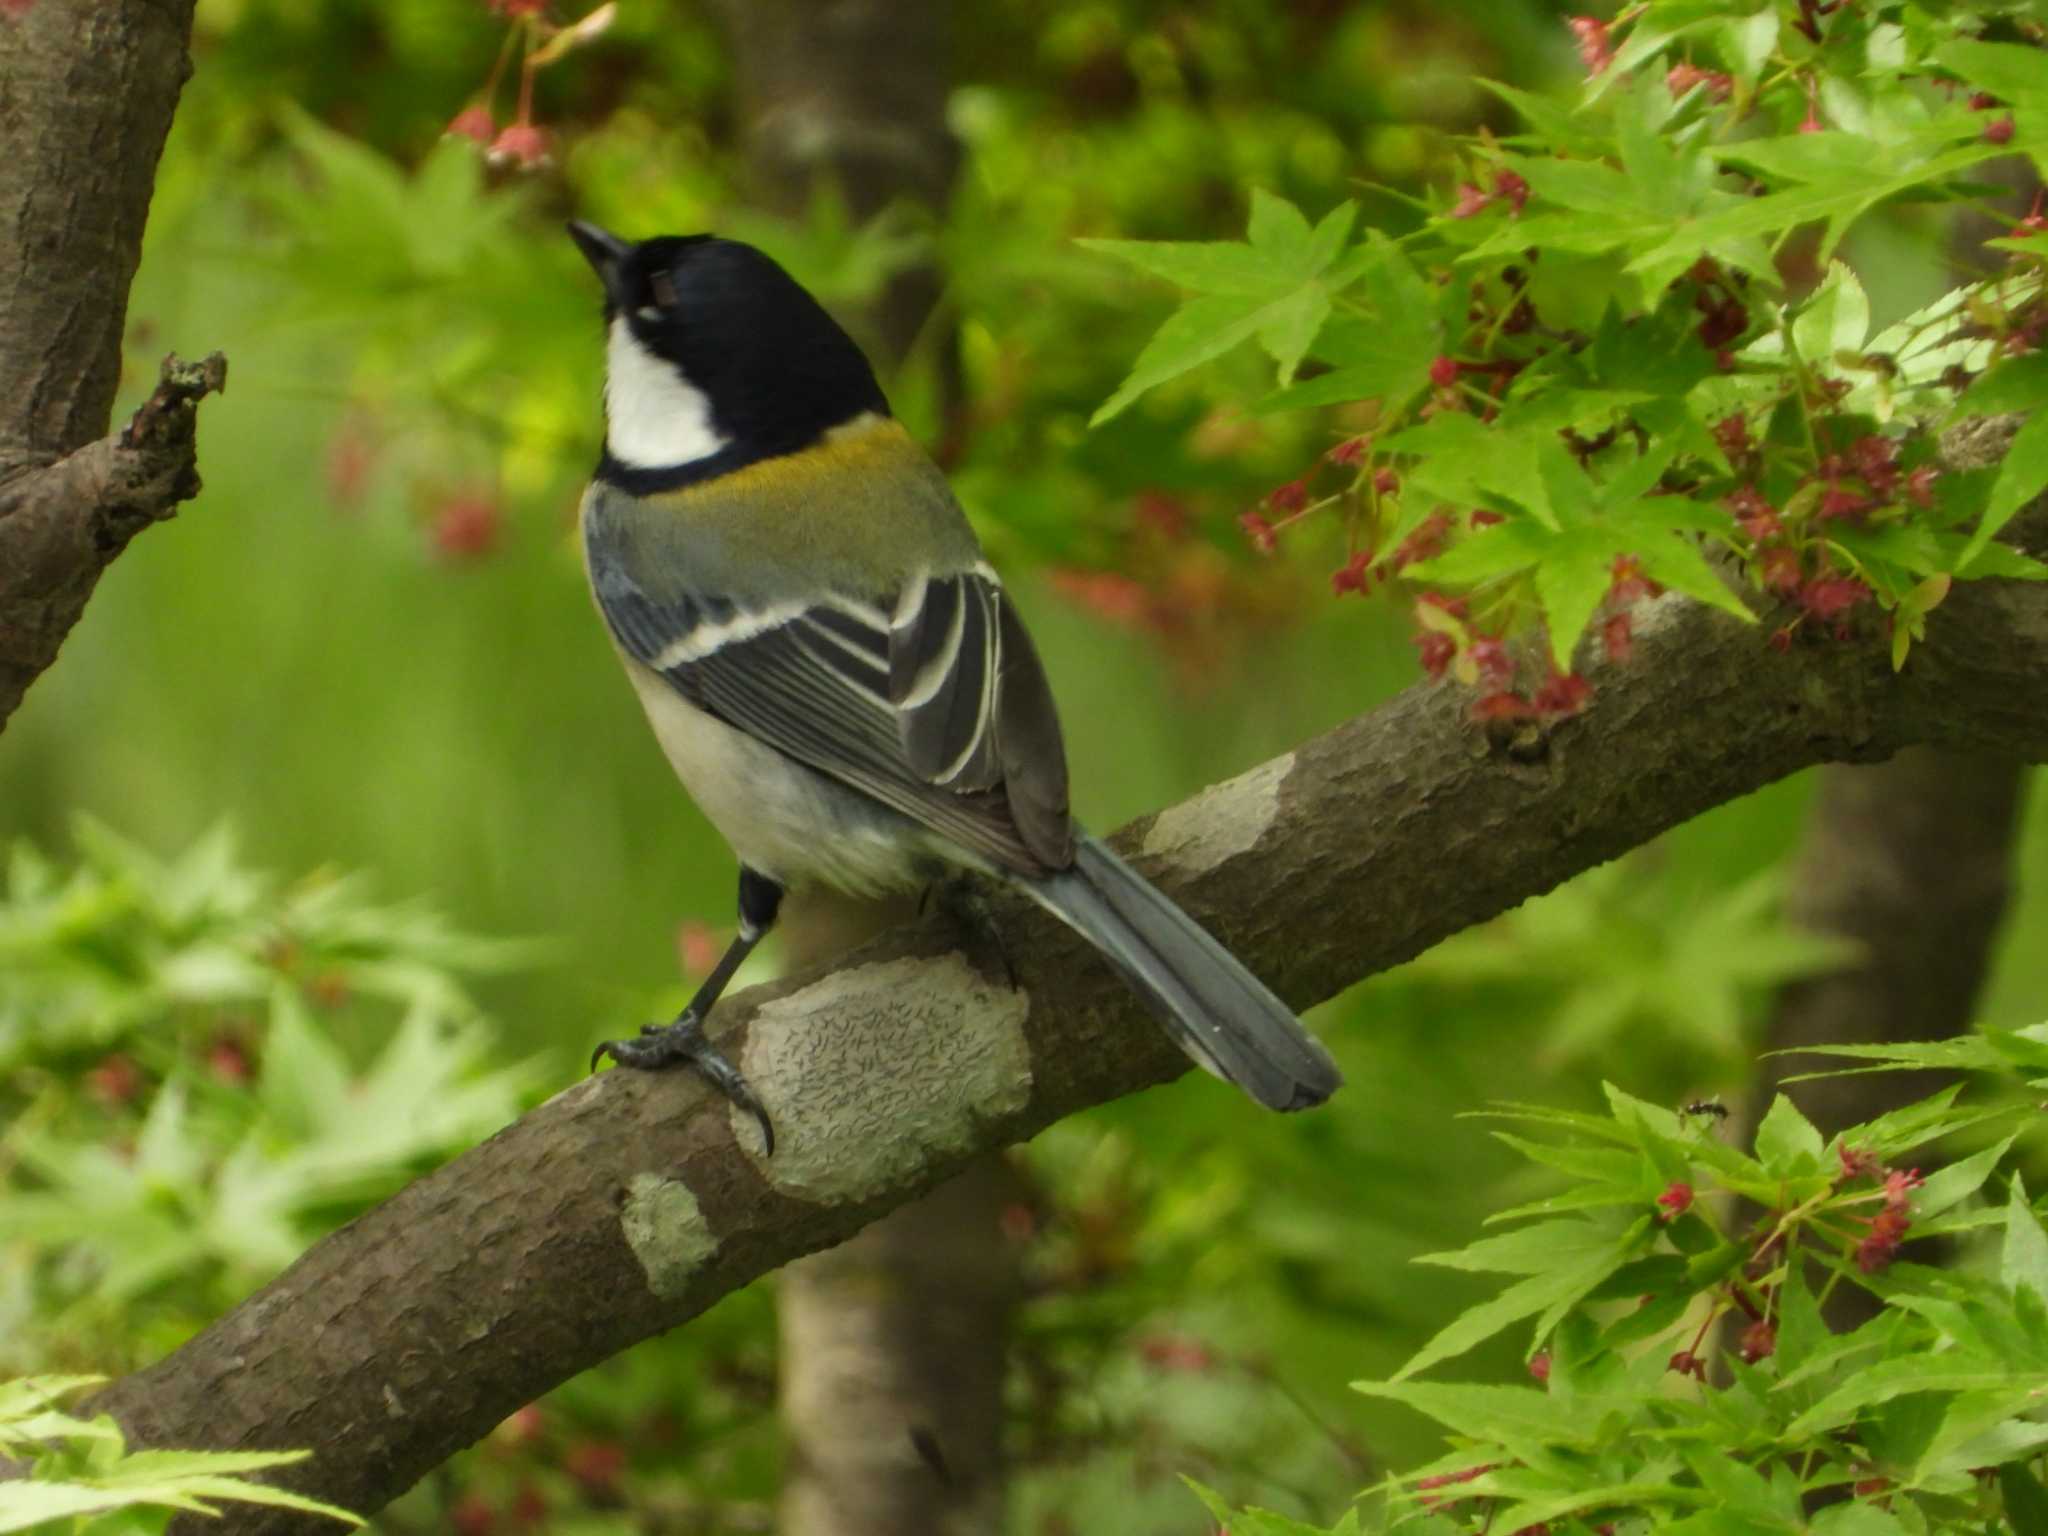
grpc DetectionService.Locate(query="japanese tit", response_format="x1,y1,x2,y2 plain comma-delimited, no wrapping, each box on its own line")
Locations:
569,222,1341,1149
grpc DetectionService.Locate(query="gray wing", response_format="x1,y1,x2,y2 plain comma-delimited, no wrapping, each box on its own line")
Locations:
594,559,1074,878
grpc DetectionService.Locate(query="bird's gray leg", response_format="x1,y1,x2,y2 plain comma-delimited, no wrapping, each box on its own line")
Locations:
591,867,783,1154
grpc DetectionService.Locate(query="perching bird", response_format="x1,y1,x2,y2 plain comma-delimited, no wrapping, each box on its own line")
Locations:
570,223,1341,1149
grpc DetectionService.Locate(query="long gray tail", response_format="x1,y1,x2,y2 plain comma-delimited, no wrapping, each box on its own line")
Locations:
1026,835,1341,1112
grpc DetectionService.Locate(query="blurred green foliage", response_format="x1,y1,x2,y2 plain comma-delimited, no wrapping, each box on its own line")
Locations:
2,1,2046,1533
0,1376,361,1532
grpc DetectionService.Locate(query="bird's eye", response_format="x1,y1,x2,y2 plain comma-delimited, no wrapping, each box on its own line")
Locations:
649,271,679,309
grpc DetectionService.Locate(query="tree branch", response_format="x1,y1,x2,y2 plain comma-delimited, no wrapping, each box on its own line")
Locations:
93,509,2048,1531
0,0,212,733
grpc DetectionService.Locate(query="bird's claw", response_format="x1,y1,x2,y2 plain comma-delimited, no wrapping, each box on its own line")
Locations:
589,1012,776,1156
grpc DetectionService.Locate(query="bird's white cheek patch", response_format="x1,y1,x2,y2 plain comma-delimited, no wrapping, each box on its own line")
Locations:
605,318,730,469
620,1172,719,1300
1142,752,1293,876
736,954,1031,1201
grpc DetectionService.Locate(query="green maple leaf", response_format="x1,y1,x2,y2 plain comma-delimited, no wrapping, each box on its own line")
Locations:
1083,189,1357,425
1405,435,1752,669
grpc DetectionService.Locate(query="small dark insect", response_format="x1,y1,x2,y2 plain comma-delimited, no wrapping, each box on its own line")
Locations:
1681,1098,1730,1122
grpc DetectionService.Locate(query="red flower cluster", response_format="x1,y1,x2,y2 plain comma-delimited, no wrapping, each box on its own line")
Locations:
1668,1348,1707,1382
1667,62,1734,101
1655,1181,1694,1221
1738,1320,1777,1363
1568,15,1613,76
1267,478,1310,514
1841,1151,1925,1274
1797,576,1870,622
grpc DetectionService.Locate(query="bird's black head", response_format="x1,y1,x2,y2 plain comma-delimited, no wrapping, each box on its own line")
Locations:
568,222,890,489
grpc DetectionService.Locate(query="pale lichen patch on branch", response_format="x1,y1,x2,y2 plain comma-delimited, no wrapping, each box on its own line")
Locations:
1142,750,1294,873
738,953,1031,1202
619,1173,719,1300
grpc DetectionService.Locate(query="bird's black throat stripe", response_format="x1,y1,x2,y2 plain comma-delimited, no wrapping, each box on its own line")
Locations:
594,442,768,497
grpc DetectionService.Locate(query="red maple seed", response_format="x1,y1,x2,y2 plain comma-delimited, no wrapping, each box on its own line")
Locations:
1857,1207,1911,1273
1531,670,1592,717
1528,1352,1552,1384
1237,511,1277,554
1760,547,1803,596
1817,486,1873,523
1373,467,1400,497
432,491,501,561
445,104,497,146
1414,630,1457,679
1882,1167,1925,1210
1391,511,1451,570
86,1054,143,1106
1450,183,1492,220
1667,62,1733,101
497,1403,545,1447
1134,490,1191,539
1697,299,1747,350
1050,568,1151,628
1567,15,1613,75
1326,436,1368,467
1608,554,1660,606
1668,1349,1707,1381
207,1039,251,1085
1799,576,1870,620
1493,169,1530,213
1739,1320,1777,1363
487,122,553,170
675,919,723,978
1838,1143,1881,1180
1267,478,1310,514
1849,434,1900,495
1602,611,1634,663
1330,551,1374,597
1768,625,1794,653
1985,116,2016,146
1467,636,1512,687
1655,1181,1694,1221
1428,355,1462,389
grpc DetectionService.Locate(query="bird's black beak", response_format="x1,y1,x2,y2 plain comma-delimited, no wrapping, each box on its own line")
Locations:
567,220,631,307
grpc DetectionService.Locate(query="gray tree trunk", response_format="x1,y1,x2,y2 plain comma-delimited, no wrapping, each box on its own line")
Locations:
708,7,1012,1533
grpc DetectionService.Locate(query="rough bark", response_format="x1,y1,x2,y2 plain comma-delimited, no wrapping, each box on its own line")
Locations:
91,497,2048,1530
710,12,1004,1533
0,0,216,732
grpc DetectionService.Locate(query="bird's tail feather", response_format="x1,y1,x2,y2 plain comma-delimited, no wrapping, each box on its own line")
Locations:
1027,835,1341,1112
